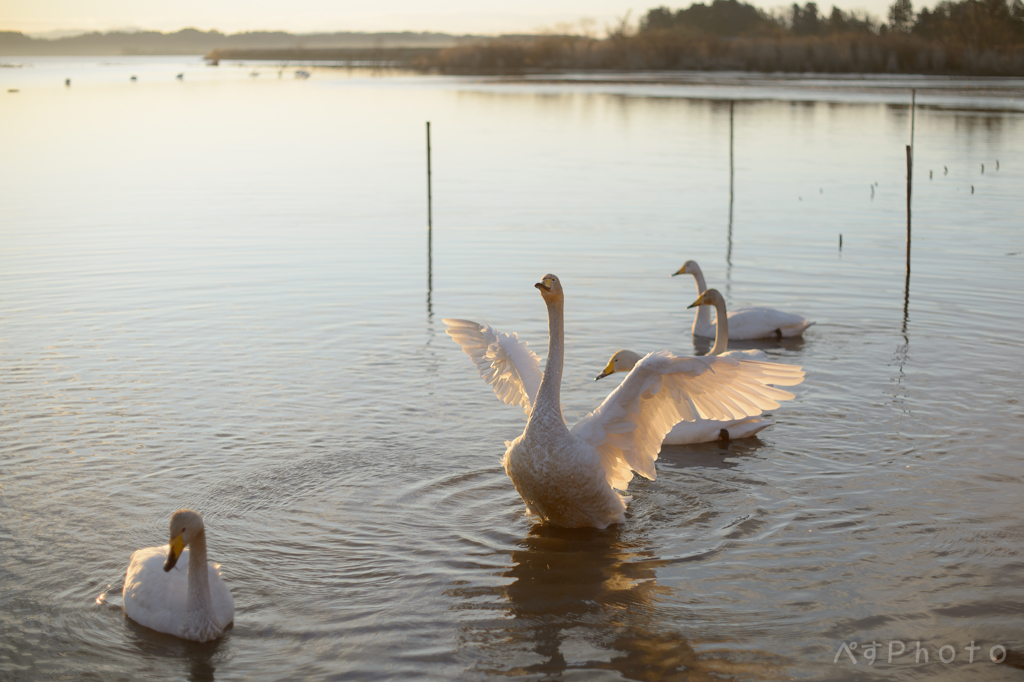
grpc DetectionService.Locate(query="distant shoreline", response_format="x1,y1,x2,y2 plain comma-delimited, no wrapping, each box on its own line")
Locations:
3,29,1022,77
211,37,1024,77
203,47,442,66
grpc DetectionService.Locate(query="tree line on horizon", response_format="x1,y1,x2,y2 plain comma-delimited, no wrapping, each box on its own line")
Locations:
426,0,1024,75
639,0,1023,47
3,0,1022,74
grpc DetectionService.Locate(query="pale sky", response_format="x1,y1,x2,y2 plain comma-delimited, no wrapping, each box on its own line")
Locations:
2,0,902,37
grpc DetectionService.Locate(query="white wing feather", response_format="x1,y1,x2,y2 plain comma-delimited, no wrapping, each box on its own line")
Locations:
570,351,804,490
443,318,543,417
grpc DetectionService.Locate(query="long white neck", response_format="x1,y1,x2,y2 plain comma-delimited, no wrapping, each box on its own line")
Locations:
689,266,714,334
527,296,568,435
185,530,217,629
709,297,729,356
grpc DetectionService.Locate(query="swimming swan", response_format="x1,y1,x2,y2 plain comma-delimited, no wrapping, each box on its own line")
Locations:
123,509,234,642
444,274,804,529
595,289,796,444
673,260,814,339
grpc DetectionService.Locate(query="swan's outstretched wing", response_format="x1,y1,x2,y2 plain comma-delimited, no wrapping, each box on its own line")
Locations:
443,318,543,417
571,351,804,489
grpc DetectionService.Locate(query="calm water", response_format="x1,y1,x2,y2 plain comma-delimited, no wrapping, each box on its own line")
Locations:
2,56,1023,681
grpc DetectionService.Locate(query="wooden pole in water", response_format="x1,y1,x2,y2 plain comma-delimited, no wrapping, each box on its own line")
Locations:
426,121,433,315
904,88,915,329
726,100,734,274
426,121,433,233
904,144,912,330
906,144,912,250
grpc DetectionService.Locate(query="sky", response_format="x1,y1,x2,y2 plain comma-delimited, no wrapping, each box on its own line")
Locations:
2,0,905,37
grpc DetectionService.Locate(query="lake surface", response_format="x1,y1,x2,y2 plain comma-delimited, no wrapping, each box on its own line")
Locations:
2,56,1023,680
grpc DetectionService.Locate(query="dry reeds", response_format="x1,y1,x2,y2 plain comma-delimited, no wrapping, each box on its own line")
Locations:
419,31,1024,75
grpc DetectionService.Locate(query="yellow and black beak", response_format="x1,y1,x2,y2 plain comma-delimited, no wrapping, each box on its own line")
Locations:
672,265,689,277
595,360,616,381
687,292,708,309
535,278,552,292
164,533,185,572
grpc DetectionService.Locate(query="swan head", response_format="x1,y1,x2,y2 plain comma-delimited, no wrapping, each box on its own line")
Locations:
595,349,644,380
672,260,700,278
534,274,563,303
164,509,205,572
687,288,724,309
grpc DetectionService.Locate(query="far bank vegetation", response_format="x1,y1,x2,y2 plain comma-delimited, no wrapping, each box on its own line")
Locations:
420,0,1024,75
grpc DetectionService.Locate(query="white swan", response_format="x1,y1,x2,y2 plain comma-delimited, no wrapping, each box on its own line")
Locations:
444,274,804,529
123,509,234,642
595,288,793,444
673,260,814,339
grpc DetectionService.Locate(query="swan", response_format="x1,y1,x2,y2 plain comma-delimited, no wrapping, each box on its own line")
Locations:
673,260,814,339
123,509,234,642
595,288,794,444
444,274,804,529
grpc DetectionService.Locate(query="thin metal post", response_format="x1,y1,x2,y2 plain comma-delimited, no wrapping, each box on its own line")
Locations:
904,144,912,332
426,122,433,316
726,100,734,295
426,122,433,231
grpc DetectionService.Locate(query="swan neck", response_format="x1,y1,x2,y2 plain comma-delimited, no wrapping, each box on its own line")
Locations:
531,297,565,428
689,268,713,333
186,530,215,622
710,298,729,355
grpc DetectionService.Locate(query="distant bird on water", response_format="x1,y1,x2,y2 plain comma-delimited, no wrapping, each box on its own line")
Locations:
176,73,184,80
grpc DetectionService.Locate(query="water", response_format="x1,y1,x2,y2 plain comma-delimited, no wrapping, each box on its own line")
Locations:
2,56,1023,680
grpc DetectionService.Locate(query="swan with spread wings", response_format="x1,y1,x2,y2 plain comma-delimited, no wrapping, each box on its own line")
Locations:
444,274,804,529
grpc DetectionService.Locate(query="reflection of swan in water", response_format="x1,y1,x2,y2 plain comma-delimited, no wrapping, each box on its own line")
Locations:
449,525,784,679
122,614,221,682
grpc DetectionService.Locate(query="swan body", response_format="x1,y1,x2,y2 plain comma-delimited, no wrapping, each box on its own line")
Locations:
596,289,798,445
444,274,804,529
123,509,234,642
674,260,814,339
